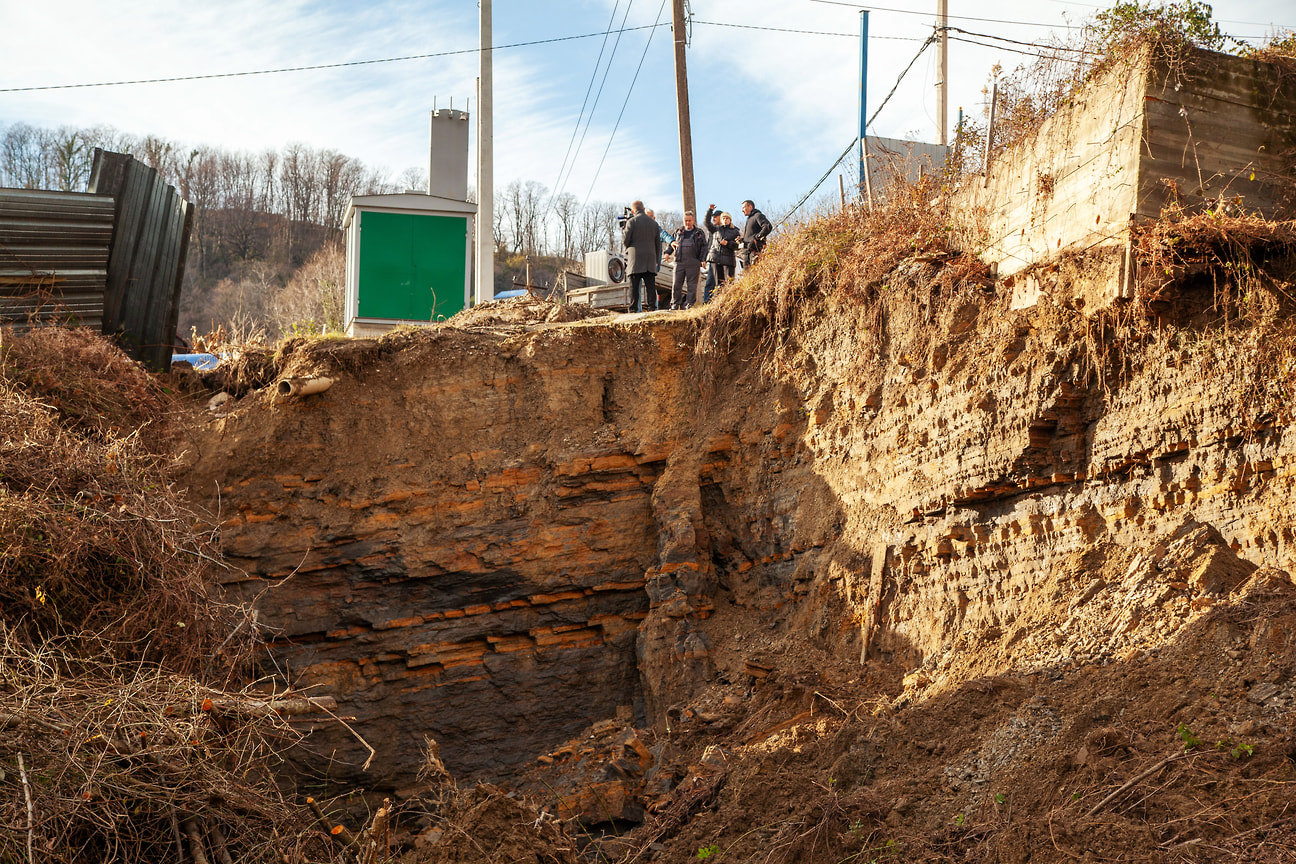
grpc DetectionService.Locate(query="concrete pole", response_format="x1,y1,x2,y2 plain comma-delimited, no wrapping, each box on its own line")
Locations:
671,0,696,215
938,0,948,146
475,0,494,305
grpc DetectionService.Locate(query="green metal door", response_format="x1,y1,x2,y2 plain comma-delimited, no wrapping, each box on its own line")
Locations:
357,210,467,321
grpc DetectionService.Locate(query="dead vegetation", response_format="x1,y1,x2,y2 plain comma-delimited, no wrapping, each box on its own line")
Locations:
0,326,382,863
698,175,988,369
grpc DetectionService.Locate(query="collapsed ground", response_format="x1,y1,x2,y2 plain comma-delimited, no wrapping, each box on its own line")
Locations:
178,202,1296,861
4,201,1296,862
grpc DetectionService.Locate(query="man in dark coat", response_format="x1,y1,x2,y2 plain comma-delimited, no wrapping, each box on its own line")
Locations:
703,205,739,301
621,201,662,312
738,200,773,270
669,211,707,310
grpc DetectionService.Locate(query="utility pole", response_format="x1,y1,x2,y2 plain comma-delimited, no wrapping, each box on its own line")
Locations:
475,0,494,305
671,0,696,215
938,0,948,146
858,10,871,205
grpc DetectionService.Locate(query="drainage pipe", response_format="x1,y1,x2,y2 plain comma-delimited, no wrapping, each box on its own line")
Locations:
277,376,334,397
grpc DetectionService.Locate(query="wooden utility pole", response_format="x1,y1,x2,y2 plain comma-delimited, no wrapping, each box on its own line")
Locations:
671,0,696,215
938,0,948,146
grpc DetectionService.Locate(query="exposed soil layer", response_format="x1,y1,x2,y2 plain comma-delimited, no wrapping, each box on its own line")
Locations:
179,233,1296,860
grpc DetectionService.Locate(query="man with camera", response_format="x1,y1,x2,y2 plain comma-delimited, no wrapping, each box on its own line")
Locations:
621,201,663,312
738,200,773,270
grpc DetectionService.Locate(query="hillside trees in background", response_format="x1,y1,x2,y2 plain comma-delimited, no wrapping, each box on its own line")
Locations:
2,120,662,336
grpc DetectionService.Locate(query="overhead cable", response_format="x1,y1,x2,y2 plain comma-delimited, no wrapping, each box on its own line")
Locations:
944,26,1091,53
0,23,670,93
947,35,1078,59
547,1,625,211
776,30,938,228
582,0,670,208
692,20,924,40
806,0,1083,29
553,0,637,201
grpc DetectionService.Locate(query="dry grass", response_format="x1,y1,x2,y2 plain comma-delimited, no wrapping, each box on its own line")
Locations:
0,327,250,679
0,630,337,864
0,326,378,863
698,177,987,366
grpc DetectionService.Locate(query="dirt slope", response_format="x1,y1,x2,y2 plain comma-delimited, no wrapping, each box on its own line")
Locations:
175,216,1296,862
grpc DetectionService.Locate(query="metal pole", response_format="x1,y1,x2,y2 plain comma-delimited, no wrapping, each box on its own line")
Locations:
938,0,948,146
838,174,846,211
983,79,997,188
858,10,868,194
475,0,494,305
671,0,697,215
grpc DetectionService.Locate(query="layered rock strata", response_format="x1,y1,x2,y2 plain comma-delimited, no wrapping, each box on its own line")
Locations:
186,271,1296,791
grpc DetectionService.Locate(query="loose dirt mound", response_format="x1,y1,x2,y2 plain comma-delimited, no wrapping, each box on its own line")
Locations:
517,559,1296,863
450,296,613,329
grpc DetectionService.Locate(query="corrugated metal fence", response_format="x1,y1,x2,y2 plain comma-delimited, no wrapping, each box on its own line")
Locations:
89,149,194,371
0,149,193,371
0,190,114,331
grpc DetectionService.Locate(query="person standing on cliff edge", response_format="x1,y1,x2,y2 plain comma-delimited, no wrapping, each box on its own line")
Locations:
669,211,707,309
622,201,662,313
738,200,773,271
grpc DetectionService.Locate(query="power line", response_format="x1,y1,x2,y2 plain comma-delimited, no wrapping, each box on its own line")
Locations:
807,0,1292,34
553,0,637,201
806,0,1083,30
777,30,938,227
583,0,670,208
0,23,670,93
692,20,924,40
547,1,624,212
947,35,1073,59
945,26,1090,54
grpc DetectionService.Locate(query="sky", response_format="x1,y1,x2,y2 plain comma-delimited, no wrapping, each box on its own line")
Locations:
1,0,1293,223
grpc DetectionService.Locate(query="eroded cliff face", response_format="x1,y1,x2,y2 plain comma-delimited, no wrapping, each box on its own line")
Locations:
183,264,1296,793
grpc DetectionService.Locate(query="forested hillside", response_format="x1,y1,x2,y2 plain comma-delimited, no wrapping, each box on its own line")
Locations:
1,122,640,339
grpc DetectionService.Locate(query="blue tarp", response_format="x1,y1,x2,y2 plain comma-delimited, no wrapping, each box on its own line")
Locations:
171,353,220,371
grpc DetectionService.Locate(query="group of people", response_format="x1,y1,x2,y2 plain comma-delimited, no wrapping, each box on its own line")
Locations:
621,199,773,313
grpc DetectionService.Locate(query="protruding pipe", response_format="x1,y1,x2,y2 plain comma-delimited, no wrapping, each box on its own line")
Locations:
276,376,333,397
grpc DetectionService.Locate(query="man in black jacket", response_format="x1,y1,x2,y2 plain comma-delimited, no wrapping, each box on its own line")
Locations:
669,211,707,309
621,201,662,312
738,200,773,270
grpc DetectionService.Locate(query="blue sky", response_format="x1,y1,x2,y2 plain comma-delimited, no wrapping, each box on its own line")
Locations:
1,0,1292,221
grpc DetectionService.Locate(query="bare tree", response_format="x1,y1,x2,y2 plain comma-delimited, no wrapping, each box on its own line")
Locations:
552,192,581,263
47,126,98,191
269,242,344,335
1,123,46,188
136,134,180,183
395,166,427,193
179,147,220,279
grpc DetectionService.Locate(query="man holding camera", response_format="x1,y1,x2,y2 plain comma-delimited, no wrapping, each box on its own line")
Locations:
621,201,663,312
738,200,773,270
